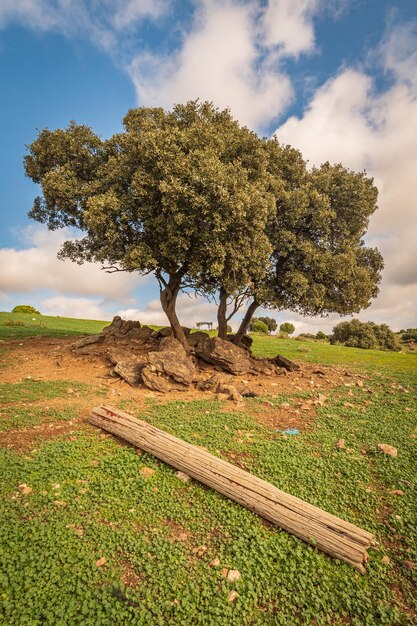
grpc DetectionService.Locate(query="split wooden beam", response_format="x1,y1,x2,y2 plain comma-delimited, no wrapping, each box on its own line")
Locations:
89,405,375,572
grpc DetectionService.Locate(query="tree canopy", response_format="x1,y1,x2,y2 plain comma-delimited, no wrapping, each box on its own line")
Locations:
331,319,401,351
25,101,383,346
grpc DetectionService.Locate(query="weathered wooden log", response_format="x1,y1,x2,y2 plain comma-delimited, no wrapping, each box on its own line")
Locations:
89,405,375,572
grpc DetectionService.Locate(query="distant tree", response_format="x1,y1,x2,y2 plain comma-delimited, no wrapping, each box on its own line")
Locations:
316,331,327,340
402,329,417,342
249,319,269,334
331,319,401,351
280,322,295,335
12,305,40,315
258,316,277,333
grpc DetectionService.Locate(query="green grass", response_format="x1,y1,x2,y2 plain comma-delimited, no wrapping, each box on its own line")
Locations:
0,317,416,625
0,311,109,339
0,379,93,404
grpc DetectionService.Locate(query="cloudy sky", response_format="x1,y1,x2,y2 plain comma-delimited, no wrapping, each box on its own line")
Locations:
0,0,416,333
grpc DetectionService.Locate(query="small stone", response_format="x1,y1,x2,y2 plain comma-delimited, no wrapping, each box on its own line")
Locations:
390,489,404,496
381,555,390,565
227,569,241,583
18,484,32,495
95,557,106,567
343,402,355,408
192,545,207,556
403,560,415,571
176,471,191,483
53,500,67,507
378,444,398,458
51,483,60,490
178,532,188,542
90,460,99,467
221,568,229,577
66,388,75,395
209,558,221,567
227,590,239,603
140,467,156,478
335,439,345,450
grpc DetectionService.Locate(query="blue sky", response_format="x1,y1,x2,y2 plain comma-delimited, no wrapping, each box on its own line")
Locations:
0,1,416,332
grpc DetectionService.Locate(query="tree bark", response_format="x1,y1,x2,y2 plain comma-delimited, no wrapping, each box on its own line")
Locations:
217,287,228,339
89,405,375,573
159,273,190,352
232,299,259,345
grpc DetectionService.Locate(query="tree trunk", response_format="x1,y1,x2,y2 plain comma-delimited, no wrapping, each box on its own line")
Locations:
89,405,375,573
232,299,259,345
217,287,228,339
159,273,190,352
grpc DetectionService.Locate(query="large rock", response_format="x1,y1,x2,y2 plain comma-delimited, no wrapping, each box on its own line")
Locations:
147,337,195,385
273,354,300,372
141,367,188,392
114,360,146,386
187,331,210,351
102,316,142,339
196,337,251,375
250,358,277,376
72,335,104,350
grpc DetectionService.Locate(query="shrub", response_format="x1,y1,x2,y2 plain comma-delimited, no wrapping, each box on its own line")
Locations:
331,319,401,351
280,322,295,335
3,320,25,327
297,332,315,339
258,317,277,333
316,331,327,340
249,319,269,334
12,305,40,315
402,329,417,342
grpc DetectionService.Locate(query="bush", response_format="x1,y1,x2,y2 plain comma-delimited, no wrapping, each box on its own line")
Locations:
316,331,327,340
12,305,40,315
280,322,295,335
331,319,401,351
3,320,25,327
297,332,315,339
249,319,269,334
258,317,277,333
401,329,417,342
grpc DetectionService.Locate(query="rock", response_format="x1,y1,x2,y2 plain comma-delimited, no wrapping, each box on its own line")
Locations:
158,326,173,337
53,500,67,507
241,390,258,398
273,354,300,372
141,367,188,392
72,335,104,349
187,331,210,350
227,334,253,351
250,358,276,376
381,555,390,565
18,484,32,495
227,590,239,603
140,467,155,478
196,375,219,391
147,337,195,386
403,560,415,571
227,569,241,583
106,348,136,365
314,394,327,406
378,443,398,458
176,471,191,483
114,361,145,386
336,439,346,450
95,557,106,567
196,337,251,375
390,489,404,496
221,568,229,577
209,558,221,567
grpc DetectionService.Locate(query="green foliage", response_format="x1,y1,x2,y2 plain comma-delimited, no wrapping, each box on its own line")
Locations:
279,322,295,335
257,316,277,333
401,329,417,342
2,319,25,327
249,319,269,334
11,305,40,314
331,319,401,351
316,331,327,340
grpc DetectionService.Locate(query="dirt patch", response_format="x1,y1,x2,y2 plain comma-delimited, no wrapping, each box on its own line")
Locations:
0,418,93,454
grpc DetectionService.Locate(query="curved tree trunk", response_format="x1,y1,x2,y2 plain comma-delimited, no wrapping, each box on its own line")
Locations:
232,299,259,346
217,287,228,339
159,273,190,352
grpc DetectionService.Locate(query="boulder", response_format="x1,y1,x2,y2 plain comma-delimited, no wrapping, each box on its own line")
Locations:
196,337,251,375
102,316,142,338
187,331,210,350
141,367,188,392
216,382,243,402
227,334,253,351
273,354,300,372
72,335,104,350
147,337,195,386
106,347,136,365
114,360,145,386
196,375,219,391
250,358,276,376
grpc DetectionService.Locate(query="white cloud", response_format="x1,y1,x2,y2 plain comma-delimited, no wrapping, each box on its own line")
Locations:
0,225,144,298
40,296,114,320
128,0,329,130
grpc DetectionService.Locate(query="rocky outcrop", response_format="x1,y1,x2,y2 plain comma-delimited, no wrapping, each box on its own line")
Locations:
114,360,146,386
144,337,195,387
196,337,251,375
273,354,300,372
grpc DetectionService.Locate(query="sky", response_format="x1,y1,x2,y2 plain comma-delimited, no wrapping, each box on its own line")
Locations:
0,0,416,334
